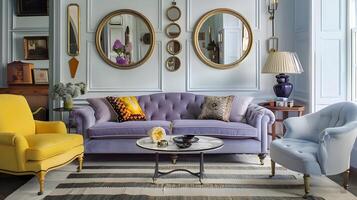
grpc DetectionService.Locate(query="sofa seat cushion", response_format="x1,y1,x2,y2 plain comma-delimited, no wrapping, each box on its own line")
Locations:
172,120,258,139
88,121,171,139
25,134,83,161
270,138,322,175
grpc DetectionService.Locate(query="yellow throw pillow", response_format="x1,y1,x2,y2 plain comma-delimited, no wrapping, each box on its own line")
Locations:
106,96,146,122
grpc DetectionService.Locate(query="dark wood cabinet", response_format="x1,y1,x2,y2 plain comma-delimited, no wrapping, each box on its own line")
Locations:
0,85,49,120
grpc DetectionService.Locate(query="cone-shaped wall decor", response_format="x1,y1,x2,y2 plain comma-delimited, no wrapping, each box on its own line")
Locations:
69,57,79,78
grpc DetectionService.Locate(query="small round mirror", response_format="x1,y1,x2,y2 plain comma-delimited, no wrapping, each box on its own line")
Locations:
167,6,181,21
167,40,182,55
166,56,181,71
165,23,181,38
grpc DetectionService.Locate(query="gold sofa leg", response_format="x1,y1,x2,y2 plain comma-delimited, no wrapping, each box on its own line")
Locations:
77,154,84,172
258,153,266,165
37,171,46,195
303,174,310,199
170,154,178,164
343,169,350,189
270,160,275,177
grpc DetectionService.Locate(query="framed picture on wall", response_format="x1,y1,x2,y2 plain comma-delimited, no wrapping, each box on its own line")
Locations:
33,69,49,84
24,36,49,60
16,0,48,16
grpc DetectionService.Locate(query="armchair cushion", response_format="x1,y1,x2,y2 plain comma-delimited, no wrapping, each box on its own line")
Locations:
25,134,83,161
270,138,322,175
35,121,67,134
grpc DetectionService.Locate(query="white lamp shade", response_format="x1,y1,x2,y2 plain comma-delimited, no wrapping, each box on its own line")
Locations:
262,51,304,74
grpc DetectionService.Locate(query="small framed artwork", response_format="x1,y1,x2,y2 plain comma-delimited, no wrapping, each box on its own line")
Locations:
24,36,49,60
33,69,49,84
16,0,48,16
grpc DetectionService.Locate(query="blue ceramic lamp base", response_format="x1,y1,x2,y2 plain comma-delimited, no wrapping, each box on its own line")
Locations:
273,73,293,98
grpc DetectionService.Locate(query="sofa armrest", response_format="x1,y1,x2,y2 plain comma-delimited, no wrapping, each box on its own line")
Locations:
0,132,29,171
245,104,275,153
35,120,67,134
71,106,96,137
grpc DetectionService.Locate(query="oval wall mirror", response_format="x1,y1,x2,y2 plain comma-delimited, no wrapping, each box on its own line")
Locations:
95,9,156,69
166,56,181,71
193,8,253,69
167,40,182,55
67,4,80,56
167,6,181,21
165,23,181,38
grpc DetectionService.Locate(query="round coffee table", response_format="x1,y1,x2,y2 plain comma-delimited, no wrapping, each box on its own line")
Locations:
136,136,224,184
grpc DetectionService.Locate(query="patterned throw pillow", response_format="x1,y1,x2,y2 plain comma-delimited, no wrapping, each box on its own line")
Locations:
106,96,146,122
198,96,234,122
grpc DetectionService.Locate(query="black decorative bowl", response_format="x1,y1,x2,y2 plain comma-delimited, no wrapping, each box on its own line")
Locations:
173,135,199,148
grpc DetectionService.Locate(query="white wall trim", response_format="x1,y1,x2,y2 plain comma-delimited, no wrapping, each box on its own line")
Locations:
186,40,261,92
86,41,164,92
254,0,261,30
186,0,192,32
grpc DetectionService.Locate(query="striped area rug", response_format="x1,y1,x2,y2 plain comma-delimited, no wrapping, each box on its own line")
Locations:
39,156,356,200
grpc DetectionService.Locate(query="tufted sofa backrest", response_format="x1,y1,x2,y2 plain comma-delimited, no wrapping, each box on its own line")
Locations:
137,93,205,121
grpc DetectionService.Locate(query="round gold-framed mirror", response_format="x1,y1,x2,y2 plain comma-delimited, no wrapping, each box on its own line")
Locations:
165,23,181,38
167,40,182,55
193,8,253,69
166,56,181,72
95,9,156,69
167,5,181,21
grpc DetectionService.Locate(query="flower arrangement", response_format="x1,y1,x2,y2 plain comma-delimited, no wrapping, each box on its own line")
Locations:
52,82,86,109
112,39,132,65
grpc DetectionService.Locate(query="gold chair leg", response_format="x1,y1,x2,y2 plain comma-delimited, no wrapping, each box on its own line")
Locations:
303,174,310,199
343,169,350,189
36,171,46,195
269,160,275,177
77,154,84,172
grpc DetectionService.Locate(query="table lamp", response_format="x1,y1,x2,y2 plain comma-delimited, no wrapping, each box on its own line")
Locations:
262,51,303,98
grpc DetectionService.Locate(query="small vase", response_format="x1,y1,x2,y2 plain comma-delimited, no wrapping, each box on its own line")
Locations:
64,98,73,110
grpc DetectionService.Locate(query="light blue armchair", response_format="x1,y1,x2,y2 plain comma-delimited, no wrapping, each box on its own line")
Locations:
270,102,357,198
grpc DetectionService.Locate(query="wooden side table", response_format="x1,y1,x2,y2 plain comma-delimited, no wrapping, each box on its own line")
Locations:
259,102,305,140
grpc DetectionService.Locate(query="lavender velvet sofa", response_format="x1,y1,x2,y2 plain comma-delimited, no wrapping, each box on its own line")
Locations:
72,93,275,163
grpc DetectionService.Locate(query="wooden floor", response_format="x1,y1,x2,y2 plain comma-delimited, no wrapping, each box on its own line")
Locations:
0,155,356,200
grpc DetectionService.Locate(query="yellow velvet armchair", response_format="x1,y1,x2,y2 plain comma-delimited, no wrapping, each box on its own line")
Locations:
0,94,84,195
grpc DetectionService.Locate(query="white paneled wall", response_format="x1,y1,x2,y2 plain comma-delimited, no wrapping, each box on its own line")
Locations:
49,0,295,104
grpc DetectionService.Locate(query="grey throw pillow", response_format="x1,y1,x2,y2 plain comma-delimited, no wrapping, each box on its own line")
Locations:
87,98,117,123
199,96,234,122
230,96,254,122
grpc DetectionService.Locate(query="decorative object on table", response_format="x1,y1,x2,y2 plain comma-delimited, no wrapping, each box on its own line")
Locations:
166,1,181,21
165,56,181,72
157,140,168,148
193,8,253,69
199,96,234,122
33,69,49,84
16,0,48,16
173,135,199,149
67,4,80,56
7,61,34,85
167,40,182,55
95,9,155,69
52,82,86,110
106,96,146,122
267,0,279,52
165,23,181,38
147,127,166,143
270,102,357,198
262,51,303,98
24,36,49,60
259,101,304,140
68,57,79,78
